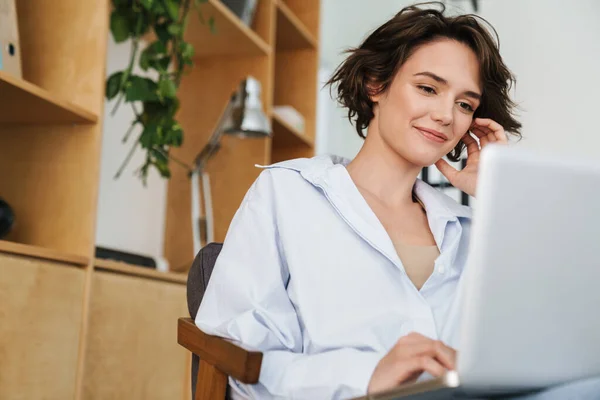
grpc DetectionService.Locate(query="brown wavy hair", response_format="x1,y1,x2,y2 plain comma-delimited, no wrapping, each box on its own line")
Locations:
325,1,522,161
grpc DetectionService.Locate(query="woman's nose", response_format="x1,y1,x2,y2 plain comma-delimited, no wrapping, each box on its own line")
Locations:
431,101,453,126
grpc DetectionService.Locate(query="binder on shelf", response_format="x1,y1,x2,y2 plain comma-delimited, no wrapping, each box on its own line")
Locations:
0,0,22,79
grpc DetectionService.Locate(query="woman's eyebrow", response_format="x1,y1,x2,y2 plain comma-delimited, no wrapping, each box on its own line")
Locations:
414,71,482,100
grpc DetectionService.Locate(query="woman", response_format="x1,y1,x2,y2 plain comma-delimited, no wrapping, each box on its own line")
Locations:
194,3,561,399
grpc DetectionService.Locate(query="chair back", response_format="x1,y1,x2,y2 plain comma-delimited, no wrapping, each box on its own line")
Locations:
187,242,223,399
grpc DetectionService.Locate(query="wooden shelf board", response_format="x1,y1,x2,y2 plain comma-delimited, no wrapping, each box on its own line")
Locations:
276,1,317,51
272,113,314,148
0,71,98,125
0,240,89,266
94,258,188,285
184,0,270,57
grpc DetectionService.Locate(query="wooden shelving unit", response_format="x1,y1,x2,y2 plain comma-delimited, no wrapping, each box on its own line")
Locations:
272,113,314,148
0,71,98,124
276,1,317,50
184,0,271,56
1,0,320,399
0,239,89,266
95,258,188,285
164,0,320,271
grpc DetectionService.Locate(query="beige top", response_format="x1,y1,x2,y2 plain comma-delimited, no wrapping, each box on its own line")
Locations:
393,241,440,290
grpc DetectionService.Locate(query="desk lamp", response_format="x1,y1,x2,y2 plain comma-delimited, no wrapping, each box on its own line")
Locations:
190,76,271,256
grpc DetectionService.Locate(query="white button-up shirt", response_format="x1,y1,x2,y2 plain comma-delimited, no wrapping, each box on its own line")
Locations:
195,155,473,400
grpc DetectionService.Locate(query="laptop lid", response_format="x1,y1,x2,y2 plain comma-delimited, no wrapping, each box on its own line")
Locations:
456,144,600,390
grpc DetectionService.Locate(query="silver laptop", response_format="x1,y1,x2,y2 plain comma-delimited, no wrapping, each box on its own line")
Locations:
355,145,600,399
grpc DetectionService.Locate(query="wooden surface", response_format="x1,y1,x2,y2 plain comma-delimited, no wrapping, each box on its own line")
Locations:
0,70,97,124
276,1,317,50
82,270,189,400
0,253,85,400
272,113,314,148
0,239,89,266
0,0,108,258
272,49,318,162
95,257,188,284
178,318,263,384
196,360,227,400
164,54,272,271
280,0,320,39
185,0,270,57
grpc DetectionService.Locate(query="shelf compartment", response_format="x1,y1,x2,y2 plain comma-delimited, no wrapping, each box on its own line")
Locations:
183,0,270,57
94,258,187,285
0,240,89,266
272,113,314,148
0,71,98,125
276,1,317,50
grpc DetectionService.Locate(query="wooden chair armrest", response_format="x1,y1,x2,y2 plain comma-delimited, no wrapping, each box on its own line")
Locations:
177,317,263,384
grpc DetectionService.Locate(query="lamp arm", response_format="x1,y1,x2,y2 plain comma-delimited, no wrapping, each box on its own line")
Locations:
193,94,236,172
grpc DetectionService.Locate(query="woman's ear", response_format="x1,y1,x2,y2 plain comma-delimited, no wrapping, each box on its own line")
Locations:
366,78,383,103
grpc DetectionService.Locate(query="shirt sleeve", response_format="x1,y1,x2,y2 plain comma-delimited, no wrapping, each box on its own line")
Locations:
194,170,381,400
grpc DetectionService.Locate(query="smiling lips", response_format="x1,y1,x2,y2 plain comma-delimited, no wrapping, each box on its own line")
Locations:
415,126,449,143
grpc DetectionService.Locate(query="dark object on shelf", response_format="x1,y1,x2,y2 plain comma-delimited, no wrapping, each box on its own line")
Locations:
0,198,15,239
95,246,156,268
221,0,258,26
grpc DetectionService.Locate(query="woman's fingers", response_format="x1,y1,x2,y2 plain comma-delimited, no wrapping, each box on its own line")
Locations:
472,118,507,144
462,131,479,156
405,356,447,379
395,337,457,371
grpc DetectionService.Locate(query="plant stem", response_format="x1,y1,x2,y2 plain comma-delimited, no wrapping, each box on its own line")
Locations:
114,133,141,179
174,0,192,87
153,145,193,172
122,120,138,143
111,38,140,116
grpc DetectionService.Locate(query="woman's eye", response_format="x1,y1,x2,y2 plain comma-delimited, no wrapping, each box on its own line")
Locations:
418,85,436,94
458,102,474,112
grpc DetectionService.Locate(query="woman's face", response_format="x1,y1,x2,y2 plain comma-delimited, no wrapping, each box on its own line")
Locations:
370,38,482,167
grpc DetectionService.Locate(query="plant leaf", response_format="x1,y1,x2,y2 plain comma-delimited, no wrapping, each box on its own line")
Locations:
110,11,130,42
152,1,166,14
149,40,168,54
140,122,159,148
134,11,151,36
154,22,170,43
140,41,168,71
139,51,151,71
140,0,154,10
166,123,184,146
159,79,177,99
125,76,160,102
153,56,171,72
179,41,194,60
106,71,124,100
163,0,180,20
156,161,171,178
167,23,182,36
151,146,169,163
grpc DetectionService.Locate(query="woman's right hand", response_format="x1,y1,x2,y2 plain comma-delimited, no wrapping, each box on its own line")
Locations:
367,332,457,394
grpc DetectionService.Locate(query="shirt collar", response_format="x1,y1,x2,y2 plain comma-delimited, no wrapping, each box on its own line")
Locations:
259,154,472,221
258,155,471,274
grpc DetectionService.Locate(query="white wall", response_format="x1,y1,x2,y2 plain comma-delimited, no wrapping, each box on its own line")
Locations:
317,0,600,161
317,0,416,159
95,36,168,262
475,0,600,159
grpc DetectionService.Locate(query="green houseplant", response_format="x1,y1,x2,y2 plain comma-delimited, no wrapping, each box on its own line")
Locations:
106,0,215,184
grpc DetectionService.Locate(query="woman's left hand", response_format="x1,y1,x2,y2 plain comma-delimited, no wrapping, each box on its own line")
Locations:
434,118,507,198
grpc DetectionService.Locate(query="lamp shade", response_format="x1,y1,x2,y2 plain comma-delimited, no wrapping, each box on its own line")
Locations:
222,76,272,138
